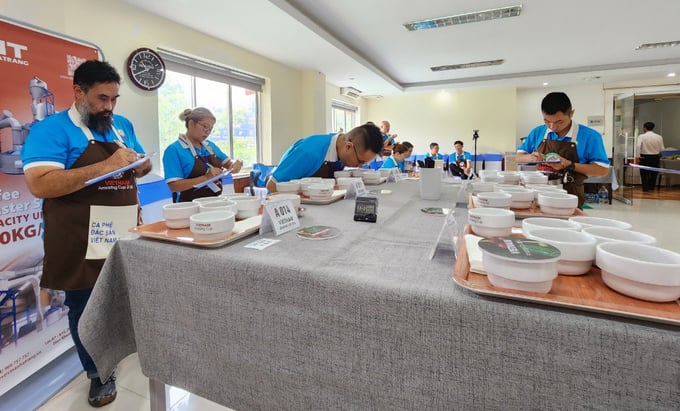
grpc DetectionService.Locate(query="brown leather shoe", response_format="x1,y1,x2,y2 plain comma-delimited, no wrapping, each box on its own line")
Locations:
88,375,117,407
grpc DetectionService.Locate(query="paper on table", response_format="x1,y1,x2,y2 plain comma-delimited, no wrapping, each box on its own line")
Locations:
465,233,486,274
85,152,155,186
193,169,232,189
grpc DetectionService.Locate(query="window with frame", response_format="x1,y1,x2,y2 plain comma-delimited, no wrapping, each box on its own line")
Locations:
157,50,264,172
331,100,358,133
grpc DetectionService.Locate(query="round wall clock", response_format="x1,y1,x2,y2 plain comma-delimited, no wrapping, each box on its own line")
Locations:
126,48,166,91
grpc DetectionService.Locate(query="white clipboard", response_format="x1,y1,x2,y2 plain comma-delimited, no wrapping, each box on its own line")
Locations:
85,152,155,186
192,169,232,189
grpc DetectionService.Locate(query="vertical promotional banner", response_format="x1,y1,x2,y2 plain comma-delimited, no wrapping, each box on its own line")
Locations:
0,17,101,395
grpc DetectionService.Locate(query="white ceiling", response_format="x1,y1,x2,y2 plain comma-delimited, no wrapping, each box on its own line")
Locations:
124,0,680,96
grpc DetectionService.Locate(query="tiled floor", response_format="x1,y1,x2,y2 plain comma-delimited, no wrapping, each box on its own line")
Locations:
37,196,679,410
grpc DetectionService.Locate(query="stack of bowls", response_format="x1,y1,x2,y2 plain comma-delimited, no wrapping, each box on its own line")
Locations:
229,196,261,219
479,237,561,293
525,228,597,275
189,210,235,241
596,242,680,302
569,216,632,230
162,202,199,229
468,208,515,237
499,187,534,209
537,192,578,216
472,192,512,209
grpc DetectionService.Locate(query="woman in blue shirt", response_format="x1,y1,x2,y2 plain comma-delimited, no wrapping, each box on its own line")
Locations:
381,143,410,171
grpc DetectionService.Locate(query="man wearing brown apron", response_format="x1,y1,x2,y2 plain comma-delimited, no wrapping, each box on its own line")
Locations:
517,92,610,209
21,61,151,407
266,123,384,192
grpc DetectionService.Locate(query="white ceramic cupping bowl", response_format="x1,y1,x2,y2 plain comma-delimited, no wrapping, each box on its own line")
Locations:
569,216,632,230
307,183,333,199
498,171,521,184
467,182,496,193
336,177,359,189
473,192,512,209
229,196,261,219
522,173,549,185
522,217,581,235
468,208,515,237
198,199,238,214
525,228,597,275
482,240,560,293
276,181,300,193
596,242,680,302
189,210,235,241
334,170,352,179
537,192,578,216
378,168,392,178
498,187,535,209
192,196,222,205
582,226,656,246
266,193,301,209
162,202,199,229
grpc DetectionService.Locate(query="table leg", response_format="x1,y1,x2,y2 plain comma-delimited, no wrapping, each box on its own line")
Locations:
149,378,168,411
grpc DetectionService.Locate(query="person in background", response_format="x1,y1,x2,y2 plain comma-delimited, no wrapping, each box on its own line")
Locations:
380,143,410,171
266,123,383,192
424,142,444,161
516,91,609,208
637,121,665,192
380,120,398,154
21,60,152,407
162,107,242,202
449,140,472,179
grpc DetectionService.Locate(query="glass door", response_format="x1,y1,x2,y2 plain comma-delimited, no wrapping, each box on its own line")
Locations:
612,93,635,205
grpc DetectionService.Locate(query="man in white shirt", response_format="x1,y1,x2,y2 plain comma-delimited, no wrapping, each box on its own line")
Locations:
637,122,665,191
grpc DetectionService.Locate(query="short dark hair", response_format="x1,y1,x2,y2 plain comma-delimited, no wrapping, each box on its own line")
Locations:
644,122,655,131
429,142,439,149
402,141,413,149
73,60,121,92
541,92,572,115
348,122,383,154
454,140,464,146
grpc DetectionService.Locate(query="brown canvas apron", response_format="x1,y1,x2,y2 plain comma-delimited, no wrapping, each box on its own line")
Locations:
175,138,223,202
536,125,587,208
310,161,343,178
41,117,139,290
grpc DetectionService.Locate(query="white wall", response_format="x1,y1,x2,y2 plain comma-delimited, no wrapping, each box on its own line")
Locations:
364,88,517,156
1,0,313,166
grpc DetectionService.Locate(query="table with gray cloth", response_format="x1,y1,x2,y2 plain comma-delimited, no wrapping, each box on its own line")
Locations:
79,180,680,410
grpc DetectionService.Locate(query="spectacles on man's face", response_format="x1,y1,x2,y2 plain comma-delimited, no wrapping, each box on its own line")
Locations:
350,142,373,166
196,120,214,134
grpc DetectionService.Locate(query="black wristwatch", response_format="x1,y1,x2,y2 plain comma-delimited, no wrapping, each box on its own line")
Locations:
564,161,575,173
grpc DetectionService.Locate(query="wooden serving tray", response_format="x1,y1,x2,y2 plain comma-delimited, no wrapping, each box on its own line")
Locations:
130,216,262,248
453,226,680,326
468,195,585,219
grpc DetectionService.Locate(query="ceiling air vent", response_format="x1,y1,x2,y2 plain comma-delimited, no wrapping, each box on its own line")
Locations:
431,59,504,72
340,86,362,99
404,4,523,31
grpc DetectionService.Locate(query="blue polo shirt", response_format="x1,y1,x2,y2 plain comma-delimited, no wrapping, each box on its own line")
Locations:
518,124,610,167
381,156,398,169
22,109,144,171
450,151,472,164
424,153,444,161
272,133,341,182
163,136,229,183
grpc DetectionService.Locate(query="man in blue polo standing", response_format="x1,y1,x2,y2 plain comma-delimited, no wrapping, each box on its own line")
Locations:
266,123,383,192
516,92,609,208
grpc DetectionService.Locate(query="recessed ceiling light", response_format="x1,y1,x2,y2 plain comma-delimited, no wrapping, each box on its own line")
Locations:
431,59,504,71
635,40,680,50
542,82,549,86
668,72,677,77
404,4,523,31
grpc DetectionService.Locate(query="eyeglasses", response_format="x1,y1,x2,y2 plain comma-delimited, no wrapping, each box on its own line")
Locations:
196,121,214,133
351,142,372,166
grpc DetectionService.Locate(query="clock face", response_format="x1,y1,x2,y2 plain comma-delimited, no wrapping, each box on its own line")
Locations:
126,48,166,91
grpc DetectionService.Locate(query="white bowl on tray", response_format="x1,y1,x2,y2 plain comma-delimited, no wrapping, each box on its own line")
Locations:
307,183,333,200
525,228,597,275
498,187,534,209
522,173,549,185
581,226,656,246
569,216,632,230
276,181,300,193
522,217,581,235
334,170,352,179
162,202,199,229
189,210,235,241
537,192,578,216
479,237,560,293
498,171,521,184
596,242,680,302
336,177,359,189
229,196,261,219
473,192,512,209
198,199,238,214
192,196,222,205
468,208,515,237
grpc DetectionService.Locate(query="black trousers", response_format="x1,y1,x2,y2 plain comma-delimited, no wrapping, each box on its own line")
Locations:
639,154,661,191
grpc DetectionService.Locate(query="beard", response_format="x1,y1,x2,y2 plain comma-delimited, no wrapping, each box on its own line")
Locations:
78,100,113,134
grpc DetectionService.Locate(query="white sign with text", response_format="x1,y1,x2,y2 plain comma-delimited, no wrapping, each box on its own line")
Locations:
344,179,368,199
259,199,300,236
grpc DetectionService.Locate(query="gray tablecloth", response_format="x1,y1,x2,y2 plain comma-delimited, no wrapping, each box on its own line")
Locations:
79,180,680,410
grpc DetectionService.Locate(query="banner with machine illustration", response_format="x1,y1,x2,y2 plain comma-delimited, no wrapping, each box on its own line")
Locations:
0,16,101,396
